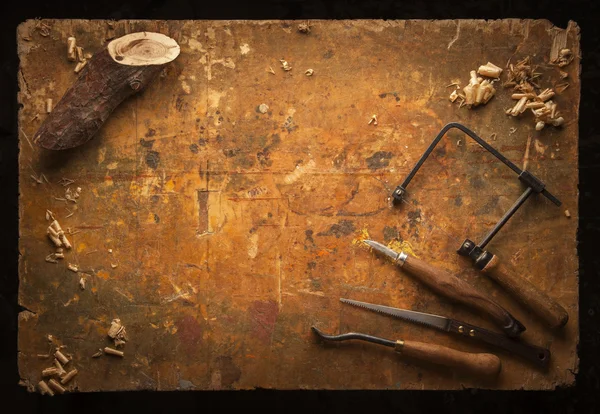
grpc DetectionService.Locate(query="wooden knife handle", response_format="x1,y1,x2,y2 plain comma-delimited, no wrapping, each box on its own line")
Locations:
401,255,525,337
396,340,501,377
481,256,569,330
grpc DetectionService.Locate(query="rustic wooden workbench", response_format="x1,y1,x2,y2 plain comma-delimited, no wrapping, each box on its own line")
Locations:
17,19,579,391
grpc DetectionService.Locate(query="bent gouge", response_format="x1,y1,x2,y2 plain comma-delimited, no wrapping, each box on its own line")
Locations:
311,327,501,377
340,298,550,369
364,240,525,337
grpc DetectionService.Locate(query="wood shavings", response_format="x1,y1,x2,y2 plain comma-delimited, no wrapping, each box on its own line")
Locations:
111,263,118,269
46,210,54,221
552,48,574,67
60,369,78,385
42,367,60,377
59,177,75,187
298,22,311,34
54,359,66,376
67,263,79,273
108,249,113,253
76,46,84,63
477,62,503,78
104,347,124,357
555,82,569,93
280,59,292,71
559,70,569,79
54,350,69,365
305,68,314,76
47,219,72,249
565,210,571,218
92,349,103,358
67,37,77,61
258,103,269,114
267,66,275,75
30,174,44,184
452,67,496,108
34,19,51,37
38,380,54,396
509,127,517,135
46,99,53,113
368,114,378,125
74,60,88,74
45,253,58,264
65,187,81,203
48,379,66,394
37,354,50,359
79,277,86,290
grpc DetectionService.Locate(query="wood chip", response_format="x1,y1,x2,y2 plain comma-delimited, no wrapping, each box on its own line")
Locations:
258,103,269,114
37,354,50,359
48,379,66,394
74,60,88,73
67,263,79,273
79,277,86,290
298,22,311,34
368,114,378,126
565,210,571,218
38,380,54,396
46,98,53,113
67,37,77,61
92,349,103,358
76,46,84,62
45,254,58,264
477,62,503,78
104,347,124,357
305,68,314,76
54,350,69,365
45,210,54,221
54,359,66,376
267,66,275,75
280,59,291,71
107,319,125,339
42,367,60,377
60,369,78,385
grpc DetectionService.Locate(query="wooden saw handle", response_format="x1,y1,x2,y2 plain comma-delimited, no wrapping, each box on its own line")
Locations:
401,255,525,337
481,256,569,330
396,340,501,377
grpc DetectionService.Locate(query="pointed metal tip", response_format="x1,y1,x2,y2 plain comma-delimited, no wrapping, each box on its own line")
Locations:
363,239,398,259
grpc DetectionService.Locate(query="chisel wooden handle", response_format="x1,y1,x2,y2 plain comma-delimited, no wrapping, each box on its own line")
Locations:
401,255,525,337
396,340,501,377
481,256,569,330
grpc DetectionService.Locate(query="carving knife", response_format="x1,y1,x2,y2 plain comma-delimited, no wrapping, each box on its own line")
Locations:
340,298,550,368
363,239,525,338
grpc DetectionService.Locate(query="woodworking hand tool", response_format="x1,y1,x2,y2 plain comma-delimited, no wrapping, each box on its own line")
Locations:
340,298,550,369
311,326,501,377
364,239,525,337
391,122,568,330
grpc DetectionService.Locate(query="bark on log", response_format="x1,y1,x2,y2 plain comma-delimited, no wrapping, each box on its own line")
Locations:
33,32,180,150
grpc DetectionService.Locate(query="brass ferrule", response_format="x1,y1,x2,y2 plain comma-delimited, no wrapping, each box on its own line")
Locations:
395,340,405,353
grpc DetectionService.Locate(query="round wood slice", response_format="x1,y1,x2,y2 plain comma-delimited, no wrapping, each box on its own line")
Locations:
33,32,181,151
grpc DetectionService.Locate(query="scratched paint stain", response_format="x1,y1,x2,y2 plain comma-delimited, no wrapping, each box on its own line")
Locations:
366,151,393,170
146,151,160,169
317,220,355,238
175,315,203,351
249,300,279,344
387,239,418,258
248,233,259,258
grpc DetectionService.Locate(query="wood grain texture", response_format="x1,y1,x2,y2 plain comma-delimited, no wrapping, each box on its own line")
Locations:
403,255,525,337
17,19,579,391
398,340,502,377
481,255,569,330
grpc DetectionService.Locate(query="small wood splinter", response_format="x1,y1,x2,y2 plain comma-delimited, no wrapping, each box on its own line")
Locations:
46,99,53,113
368,114,378,125
67,37,77,62
61,369,78,385
104,347,124,357
477,62,503,78
54,350,69,365
48,379,66,394
92,349,103,358
38,380,54,396
67,263,79,273
42,367,60,377
280,59,292,71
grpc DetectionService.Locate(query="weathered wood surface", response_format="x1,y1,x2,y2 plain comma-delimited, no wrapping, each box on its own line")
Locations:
17,19,579,391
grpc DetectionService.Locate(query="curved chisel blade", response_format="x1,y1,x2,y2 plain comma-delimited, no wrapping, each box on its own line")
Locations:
340,298,451,332
363,240,400,260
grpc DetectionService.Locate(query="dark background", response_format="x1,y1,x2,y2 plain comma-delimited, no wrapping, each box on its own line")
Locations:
1,0,598,412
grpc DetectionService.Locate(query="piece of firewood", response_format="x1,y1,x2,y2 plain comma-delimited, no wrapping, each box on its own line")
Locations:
33,32,180,150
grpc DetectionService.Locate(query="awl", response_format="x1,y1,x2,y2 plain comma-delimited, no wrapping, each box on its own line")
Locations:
340,298,550,368
363,239,525,337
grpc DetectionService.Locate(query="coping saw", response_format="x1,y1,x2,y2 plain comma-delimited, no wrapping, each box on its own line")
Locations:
391,122,568,330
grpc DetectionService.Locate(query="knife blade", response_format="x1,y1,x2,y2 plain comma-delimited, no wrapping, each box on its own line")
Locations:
340,298,550,369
